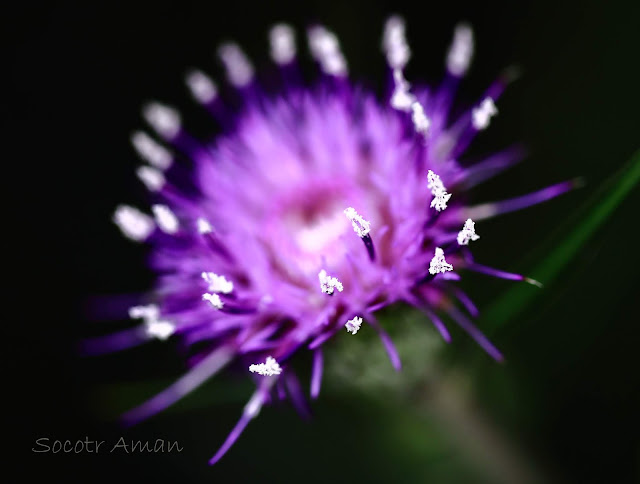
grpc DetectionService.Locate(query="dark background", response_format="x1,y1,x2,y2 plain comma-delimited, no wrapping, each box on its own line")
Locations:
8,0,639,482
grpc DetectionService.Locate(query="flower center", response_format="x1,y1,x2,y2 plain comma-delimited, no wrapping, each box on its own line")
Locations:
287,199,347,254
263,178,355,278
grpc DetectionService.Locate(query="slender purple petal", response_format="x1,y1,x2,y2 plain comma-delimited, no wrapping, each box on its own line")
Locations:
447,306,504,362
465,180,581,221
365,312,402,371
78,327,146,355
308,328,338,350
83,294,148,322
310,348,324,399
209,414,251,465
466,263,543,287
276,379,287,400
209,376,278,465
284,371,312,419
455,145,526,188
450,286,479,317
121,346,233,426
404,292,451,342
423,307,451,343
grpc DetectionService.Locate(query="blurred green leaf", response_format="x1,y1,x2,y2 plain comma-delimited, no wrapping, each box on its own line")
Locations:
483,149,640,333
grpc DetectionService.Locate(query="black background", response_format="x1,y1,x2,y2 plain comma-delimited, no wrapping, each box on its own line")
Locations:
8,0,640,482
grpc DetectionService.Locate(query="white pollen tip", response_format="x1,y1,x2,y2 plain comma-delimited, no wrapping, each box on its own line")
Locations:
429,247,454,275
343,207,371,238
185,69,218,104
129,304,175,341
345,316,363,335
427,170,451,211
136,165,165,192
201,272,233,294
113,205,155,242
525,277,544,288
196,217,212,234
129,304,160,322
152,204,179,234
202,292,224,309
430,191,452,212
447,23,474,77
130,131,173,170
383,15,411,69
218,42,255,88
457,218,480,245
318,269,344,295
472,97,498,130
145,320,175,340
270,23,297,65
308,25,348,76
249,356,282,377
142,102,181,140
390,68,415,112
411,101,431,135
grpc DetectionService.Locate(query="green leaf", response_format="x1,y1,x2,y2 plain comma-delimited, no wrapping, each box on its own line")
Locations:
483,149,640,333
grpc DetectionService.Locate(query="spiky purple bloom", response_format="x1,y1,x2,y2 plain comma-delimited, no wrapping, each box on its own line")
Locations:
102,18,576,464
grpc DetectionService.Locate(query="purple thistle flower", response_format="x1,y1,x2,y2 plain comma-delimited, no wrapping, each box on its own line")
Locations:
100,17,576,464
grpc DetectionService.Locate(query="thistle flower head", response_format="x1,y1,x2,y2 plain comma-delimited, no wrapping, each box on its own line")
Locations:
102,16,576,465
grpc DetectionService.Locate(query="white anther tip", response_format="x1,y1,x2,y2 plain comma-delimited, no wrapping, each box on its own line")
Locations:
201,272,233,294
429,247,454,275
113,205,155,242
196,217,212,234
270,23,296,65
318,269,344,295
308,25,348,76
345,316,363,335
344,207,371,238
185,69,218,104
136,165,165,192
202,292,224,309
427,170,451,211
152,204,179,234
249,356,282,376
383,15,411,69
145,320,175,340
129,304,160,321
447,23,474,77
130,131,173,170
525,278,543,288
457,218,480,245
411,101,431,135
472,97,498,130
218,42,254,88
142,102,181,140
